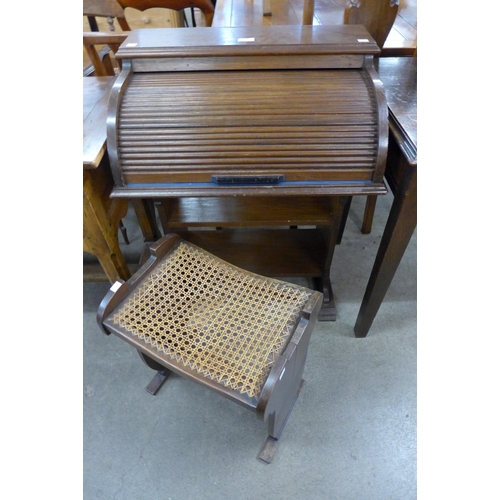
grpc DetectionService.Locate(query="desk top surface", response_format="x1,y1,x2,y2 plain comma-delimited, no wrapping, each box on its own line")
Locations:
117,25,379,58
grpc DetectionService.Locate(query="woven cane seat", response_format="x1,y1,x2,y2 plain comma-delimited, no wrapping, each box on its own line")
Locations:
107,239,315,399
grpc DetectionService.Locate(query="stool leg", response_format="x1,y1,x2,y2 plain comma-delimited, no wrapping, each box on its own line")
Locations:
258,379,305,463
137,351,172,395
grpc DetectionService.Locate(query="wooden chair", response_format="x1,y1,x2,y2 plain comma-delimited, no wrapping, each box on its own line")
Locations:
83,32,129,77
97,234,323,462
115,0,215,27
344,0,399,51
83,0,131,32
83,0,131,77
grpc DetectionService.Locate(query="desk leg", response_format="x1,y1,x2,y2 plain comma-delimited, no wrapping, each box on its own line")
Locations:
361,195,377,234
83,170,131,283
133,199,161,242
354,163,416,337
317,195,349,321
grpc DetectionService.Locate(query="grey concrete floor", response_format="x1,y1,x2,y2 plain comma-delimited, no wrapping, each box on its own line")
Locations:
83,192,416,500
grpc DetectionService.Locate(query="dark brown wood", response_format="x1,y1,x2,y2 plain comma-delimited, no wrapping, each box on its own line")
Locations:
336,195,352,244
159,196,334,227
139,352,173,394
257,317,316,430
116,24,380,60
145,370,171,395
169,228,328,277
257,379,304,463
108,26,386,198
361,194,377,233
132,199,161,241
354,56,416,337
375,56,417,149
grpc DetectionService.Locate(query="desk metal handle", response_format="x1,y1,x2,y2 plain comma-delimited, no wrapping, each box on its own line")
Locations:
211,175,284,185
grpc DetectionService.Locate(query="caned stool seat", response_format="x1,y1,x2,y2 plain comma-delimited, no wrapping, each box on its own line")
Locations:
97,234,323,462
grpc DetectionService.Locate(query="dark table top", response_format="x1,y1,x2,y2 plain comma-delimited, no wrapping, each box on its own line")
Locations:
377,57,417,163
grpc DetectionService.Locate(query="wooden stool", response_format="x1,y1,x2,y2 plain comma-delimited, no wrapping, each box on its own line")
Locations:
97,234,323,462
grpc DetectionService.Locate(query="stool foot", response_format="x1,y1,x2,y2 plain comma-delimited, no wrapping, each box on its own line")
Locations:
145,370,171,395
258,436,279,463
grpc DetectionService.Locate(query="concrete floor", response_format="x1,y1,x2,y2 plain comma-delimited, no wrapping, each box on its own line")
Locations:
83,192,416,499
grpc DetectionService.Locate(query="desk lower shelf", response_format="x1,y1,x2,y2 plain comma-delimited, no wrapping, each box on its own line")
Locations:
179,227,327,278
156,195,341,320
159,196,334,228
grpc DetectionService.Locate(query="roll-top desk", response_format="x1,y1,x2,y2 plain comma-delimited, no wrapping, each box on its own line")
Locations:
106,25,388,320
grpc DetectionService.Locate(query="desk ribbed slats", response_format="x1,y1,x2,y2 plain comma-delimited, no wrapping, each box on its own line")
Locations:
117,69,378,182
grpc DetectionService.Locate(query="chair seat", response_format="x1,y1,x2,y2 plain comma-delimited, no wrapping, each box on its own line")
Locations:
107,239,315,399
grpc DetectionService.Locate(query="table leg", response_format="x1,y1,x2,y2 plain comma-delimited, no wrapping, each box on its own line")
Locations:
83,170,131,283
354,162,416,337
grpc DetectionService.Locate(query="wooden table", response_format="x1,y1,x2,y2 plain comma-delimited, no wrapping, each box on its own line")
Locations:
354,56,417,337
83,76,160,282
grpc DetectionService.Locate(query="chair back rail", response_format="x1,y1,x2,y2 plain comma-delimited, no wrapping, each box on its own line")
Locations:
83,32,129,76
